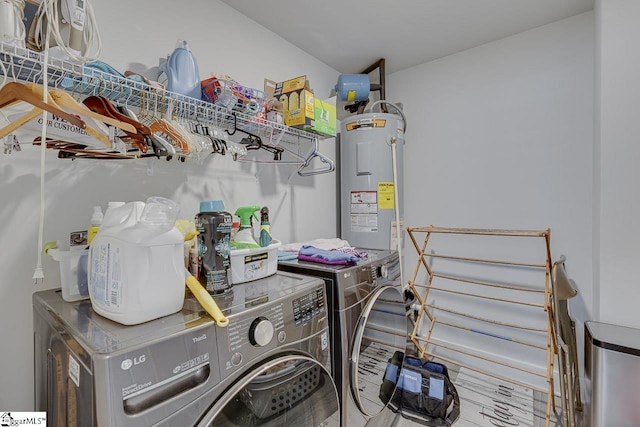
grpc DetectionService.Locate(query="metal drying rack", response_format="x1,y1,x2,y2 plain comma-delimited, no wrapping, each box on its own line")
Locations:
0,41,334,172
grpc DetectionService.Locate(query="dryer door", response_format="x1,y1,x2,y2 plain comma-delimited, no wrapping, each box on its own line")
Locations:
197,354,339,427
349,285,408,418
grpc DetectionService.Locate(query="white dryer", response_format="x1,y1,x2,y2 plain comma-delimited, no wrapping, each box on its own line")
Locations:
33,272,339,426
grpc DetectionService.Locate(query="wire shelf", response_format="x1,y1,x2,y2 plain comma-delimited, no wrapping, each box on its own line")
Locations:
0,41,332,167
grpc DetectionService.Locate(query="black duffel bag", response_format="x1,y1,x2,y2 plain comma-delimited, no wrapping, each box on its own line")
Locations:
379,351,460,426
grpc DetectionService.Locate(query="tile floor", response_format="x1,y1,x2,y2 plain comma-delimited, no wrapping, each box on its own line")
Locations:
364,366,585,427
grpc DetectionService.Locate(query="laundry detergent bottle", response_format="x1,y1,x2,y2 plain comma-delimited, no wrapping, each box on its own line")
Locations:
195,200,233,294
159,40,201,100
87,197,185,325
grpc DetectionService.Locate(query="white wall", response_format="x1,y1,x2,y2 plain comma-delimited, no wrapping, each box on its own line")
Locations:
596,0,640,328
0,0,339,409
387,12,594,385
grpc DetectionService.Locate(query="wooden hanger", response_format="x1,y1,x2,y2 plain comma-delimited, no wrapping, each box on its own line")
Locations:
15,84,114,148
33,137,138,159
48,89,136,134
82,96,150,153
148,118,191,154
0,82,85,129
0,84,115,148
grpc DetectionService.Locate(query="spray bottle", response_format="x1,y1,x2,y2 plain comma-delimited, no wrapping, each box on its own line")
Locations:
233,206,261,249
259,206,272,247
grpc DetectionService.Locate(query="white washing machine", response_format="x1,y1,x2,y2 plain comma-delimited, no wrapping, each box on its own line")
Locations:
278,250,409,426
33,271,339,426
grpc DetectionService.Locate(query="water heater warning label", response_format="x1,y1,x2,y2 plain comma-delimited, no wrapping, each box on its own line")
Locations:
350,191,377,206
378,182,395,209
350,191,378,232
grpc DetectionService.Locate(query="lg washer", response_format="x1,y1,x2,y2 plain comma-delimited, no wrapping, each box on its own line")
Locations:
33,271,339,426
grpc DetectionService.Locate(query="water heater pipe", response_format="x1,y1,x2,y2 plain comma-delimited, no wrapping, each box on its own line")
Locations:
391,136,405,289
364,100,407,288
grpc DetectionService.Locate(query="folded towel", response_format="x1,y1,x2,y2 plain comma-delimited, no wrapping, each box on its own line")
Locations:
277,250,298,261
298,245,360,265
280,238,351,253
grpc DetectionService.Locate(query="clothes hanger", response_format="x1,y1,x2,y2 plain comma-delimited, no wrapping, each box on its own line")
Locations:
23,83,115,148
148,118,191,155
235,126,284,160
33,137,138,159
82,95,150,153
297,137,335,176
116,104,175,158
0,81,85,129
48,89,136,134
131,95,177,158
0,84,114,148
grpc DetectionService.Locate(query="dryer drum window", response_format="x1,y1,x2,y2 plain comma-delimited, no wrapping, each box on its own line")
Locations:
207,355,339,426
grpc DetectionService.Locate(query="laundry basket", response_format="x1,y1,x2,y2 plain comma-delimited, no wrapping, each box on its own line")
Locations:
239,361,322,419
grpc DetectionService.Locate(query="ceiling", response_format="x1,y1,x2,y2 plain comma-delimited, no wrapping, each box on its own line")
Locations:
220,0,594,75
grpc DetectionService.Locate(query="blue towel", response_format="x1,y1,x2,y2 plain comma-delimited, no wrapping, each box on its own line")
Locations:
277,250,298,261
297,245,360,265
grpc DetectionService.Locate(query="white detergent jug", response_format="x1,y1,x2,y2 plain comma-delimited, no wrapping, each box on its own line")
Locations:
88,197,185,325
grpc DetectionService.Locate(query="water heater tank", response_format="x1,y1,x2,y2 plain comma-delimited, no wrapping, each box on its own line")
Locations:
339,112,405,250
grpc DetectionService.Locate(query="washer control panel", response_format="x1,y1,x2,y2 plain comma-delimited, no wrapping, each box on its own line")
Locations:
293,287,325,327
216,282,327,379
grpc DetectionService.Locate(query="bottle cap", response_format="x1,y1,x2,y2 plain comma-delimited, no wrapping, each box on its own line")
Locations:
140,196,179,231
199,200,225,212
91,206,103,223
107,201,125,209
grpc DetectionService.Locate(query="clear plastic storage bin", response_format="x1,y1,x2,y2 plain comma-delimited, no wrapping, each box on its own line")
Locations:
49,248,90,302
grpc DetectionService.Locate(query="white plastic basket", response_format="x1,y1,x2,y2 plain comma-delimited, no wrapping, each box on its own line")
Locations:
230,240,281,285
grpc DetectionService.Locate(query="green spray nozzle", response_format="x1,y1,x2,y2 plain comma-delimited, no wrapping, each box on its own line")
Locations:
235,206,261,228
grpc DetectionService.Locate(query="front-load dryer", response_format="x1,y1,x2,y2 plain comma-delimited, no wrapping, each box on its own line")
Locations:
33,271,339,426
278,250,410,426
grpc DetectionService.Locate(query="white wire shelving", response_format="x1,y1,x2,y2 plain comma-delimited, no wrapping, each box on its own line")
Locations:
0,41,333,172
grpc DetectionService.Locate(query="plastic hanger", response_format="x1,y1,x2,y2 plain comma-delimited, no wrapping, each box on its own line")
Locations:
236,127,284,161
0,81,85,129
297,137,335,176
116,105,175,158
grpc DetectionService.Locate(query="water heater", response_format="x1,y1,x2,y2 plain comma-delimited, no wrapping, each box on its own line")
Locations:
339,111,405,250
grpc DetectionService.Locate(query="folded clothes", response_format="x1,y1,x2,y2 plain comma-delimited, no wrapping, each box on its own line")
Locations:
298,245,360,265
280,238,351,253
277,250,298,261
334,247,368,259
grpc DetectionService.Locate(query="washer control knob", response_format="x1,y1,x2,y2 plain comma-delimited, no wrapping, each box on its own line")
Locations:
249,317,274,347
231,352,243,366
379,264,389,279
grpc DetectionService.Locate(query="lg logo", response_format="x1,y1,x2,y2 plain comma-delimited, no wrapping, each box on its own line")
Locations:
121,355,146,370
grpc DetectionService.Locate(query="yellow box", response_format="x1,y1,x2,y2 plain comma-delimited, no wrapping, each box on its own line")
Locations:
273,76,315,128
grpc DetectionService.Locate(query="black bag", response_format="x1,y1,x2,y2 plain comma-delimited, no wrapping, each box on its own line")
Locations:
379,351,460,426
